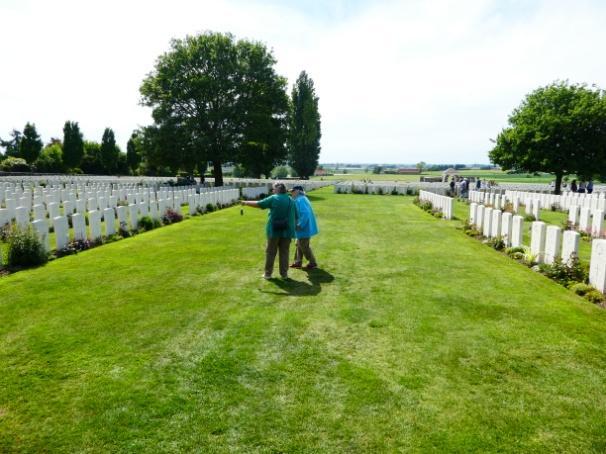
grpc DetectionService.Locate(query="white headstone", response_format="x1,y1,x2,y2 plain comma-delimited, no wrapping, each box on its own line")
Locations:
562,230,580,265
544,225,562,265
88,210,102,241
0,208,9,227
568,205,579,226
32,219,49,252
592,209,604,238
47,202,60,219
532,199,540,220
530,221,547,263
501,212,513,246
476,204,484,230
128,204,138,230
63,200,75,215
53,215,69,250
579,207,591,233
116,206,128,231
15,206,29,228
491,209,502,238
103,208,116,236
589,239,606,293
469,203,477,226
483,207,493,237
33,204,46,221
72,213,87,241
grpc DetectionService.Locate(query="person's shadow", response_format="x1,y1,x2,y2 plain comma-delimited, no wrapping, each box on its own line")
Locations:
260,268,335,297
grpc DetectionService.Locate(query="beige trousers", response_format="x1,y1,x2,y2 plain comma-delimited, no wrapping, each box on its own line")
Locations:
265,237,292,277
294,238,317,266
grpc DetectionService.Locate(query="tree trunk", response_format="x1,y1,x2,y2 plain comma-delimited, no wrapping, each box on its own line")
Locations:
554,172,563,195
213,160,223,187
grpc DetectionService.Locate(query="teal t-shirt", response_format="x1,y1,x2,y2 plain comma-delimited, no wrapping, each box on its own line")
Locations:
257,193,296,238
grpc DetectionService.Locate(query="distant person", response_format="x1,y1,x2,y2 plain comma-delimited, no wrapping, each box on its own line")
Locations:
289,186,319,270
449,179,455,195
571,179,578,192
241,182,296,280
460,178,468,198
579,181,586,194
587,180,594,194
475,179,481,190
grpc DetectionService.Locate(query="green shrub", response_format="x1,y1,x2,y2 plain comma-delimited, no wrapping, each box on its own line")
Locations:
524,214,536,222
488,236,506,251
0,157,31,172
205,203,216,213
570,282,593,296
138,216,155,231
540,256,588,287
584,290,605,305
6,226,48,268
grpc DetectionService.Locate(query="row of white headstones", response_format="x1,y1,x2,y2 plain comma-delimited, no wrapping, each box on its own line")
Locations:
469,201,606,293
333,181,450,195
418,190,454,219
470,190,606,237
1,187,240,253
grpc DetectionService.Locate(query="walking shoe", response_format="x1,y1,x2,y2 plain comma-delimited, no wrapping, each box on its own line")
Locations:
289,262,302,268
262,274,272,280
303,264,318,270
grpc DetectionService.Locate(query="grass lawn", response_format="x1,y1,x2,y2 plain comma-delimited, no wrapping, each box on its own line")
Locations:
312,169,556,184
2,188,606,452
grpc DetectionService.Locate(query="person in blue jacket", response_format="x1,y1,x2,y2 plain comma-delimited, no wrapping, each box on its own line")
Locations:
289,185,319,270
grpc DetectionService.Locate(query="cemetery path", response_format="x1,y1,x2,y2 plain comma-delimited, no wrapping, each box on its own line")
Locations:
1,188,606,452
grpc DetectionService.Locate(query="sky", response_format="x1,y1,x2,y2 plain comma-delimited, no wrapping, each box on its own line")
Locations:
1,0,606,164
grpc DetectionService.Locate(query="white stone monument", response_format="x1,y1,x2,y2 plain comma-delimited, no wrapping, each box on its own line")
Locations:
562,230,580,265
544,225,562,265
32,219,49,252
103,207,116,236
53,215,70,250
589,239,606,293
88,210,102,241
530,221,547,263
72,213,87,241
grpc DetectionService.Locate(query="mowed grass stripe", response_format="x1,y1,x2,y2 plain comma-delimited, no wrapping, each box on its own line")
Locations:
1,188,606,452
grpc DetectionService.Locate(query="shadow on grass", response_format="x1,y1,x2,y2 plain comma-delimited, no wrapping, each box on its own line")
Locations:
260,268,335,297
306,194,327,202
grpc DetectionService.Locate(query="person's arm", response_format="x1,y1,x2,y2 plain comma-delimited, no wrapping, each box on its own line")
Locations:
241,200,262,209
243,195,273,209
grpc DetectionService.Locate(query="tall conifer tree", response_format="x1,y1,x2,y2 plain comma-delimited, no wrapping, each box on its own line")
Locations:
288,71,321,179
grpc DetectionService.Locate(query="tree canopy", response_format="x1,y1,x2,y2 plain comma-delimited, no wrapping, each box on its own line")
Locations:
489,81,606,194
19,123,43,164
140,32,289,185
62,121,84,170
288,71,321,179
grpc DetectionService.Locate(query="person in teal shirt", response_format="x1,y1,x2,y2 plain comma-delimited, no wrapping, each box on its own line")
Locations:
241,182,296,279
289,185,319,270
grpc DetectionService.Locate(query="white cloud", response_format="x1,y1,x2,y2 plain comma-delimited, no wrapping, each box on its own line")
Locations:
1,0,605,164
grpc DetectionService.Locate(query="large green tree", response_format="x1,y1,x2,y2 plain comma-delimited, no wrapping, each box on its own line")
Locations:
62,121,84,170
20,123,43,164
490,81,606,194
288,71,321,179
81,141,103,174
236,41,289,178
0,129,22,158
140,32,288,186
100,128,119,174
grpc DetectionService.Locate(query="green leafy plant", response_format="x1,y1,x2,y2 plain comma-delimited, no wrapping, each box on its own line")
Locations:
6,226,48,268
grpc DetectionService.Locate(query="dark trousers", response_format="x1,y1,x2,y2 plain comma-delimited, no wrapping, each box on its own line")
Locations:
265,237,291,277
294,238,317,266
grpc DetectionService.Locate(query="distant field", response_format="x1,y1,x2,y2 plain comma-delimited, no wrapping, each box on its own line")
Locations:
312,170,556,184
